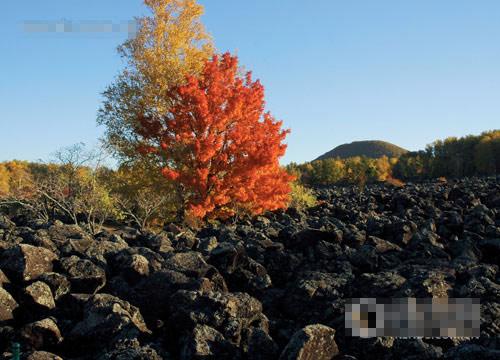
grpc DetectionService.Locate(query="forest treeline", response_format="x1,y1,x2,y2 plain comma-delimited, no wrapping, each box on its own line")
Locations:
0,143,316,233
1,130,497,234
288,130,500,187
0,144,176,233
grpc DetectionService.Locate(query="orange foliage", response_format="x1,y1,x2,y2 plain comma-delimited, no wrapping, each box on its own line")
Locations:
385,176,405,188
138,53,294,219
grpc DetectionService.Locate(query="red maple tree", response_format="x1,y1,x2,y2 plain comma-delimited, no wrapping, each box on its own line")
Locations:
138,53,294,219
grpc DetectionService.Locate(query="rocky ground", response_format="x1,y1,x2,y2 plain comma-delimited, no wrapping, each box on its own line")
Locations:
0,177,499,359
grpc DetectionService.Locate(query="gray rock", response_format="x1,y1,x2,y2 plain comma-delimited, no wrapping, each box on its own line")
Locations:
367,236,402,253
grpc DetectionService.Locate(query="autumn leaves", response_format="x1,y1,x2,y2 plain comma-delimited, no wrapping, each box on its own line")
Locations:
98,1,293,220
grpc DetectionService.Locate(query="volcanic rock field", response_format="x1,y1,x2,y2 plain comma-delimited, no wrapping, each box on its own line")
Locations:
0,177,499,359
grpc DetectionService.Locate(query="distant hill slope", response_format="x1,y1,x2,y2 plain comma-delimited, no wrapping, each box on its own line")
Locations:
315,140,409,161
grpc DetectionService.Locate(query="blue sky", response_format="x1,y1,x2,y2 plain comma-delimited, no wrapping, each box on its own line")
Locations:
1,1,499,164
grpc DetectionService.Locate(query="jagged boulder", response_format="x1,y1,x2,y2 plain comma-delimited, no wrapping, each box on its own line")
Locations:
95,339,164,360
59,256,106,294
180,324,236,359
0,244,57,282
37,272,71,301
164,251,213,278
67,294,151,352
279,324,338,360
0,287,18,321
169,290,265,346
20,317,63,349
23,281,56,311
0,215,15,230
25,351,63,360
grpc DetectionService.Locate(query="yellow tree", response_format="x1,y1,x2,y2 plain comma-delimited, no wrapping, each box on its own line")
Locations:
98,0,214,160
106,161,177,229
129,0,213,112
4,161,34,199
0,163,10,197
375,155,392,181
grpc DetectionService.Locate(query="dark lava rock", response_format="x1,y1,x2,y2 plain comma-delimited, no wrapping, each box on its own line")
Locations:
0,287,18,321
59,256,106,294
37,272,71,301
279,324,338,360
56,293,91,320
0,177,499,359
118,253,150,283
339,337,395,360
0,270,10,287
0,244,57,282
25,351,63,360
164,251,212,278
169,290,265,347
355,271,407,297
83,240,128,268
20,317,63,350
0,326,15,354
479,238,500,265
444,343,500,359
137,232,174,255
209,243,272,294
108,269,196,324
95,338,165,360
282,271,350,324
179,324,236,359
23,281,56,311
389,338,443,359
67,293,151,353
0,215,15,230
244,327,280,360
198,236,218,255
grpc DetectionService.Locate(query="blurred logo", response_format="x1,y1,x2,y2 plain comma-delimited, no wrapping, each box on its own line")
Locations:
346,298,480,338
